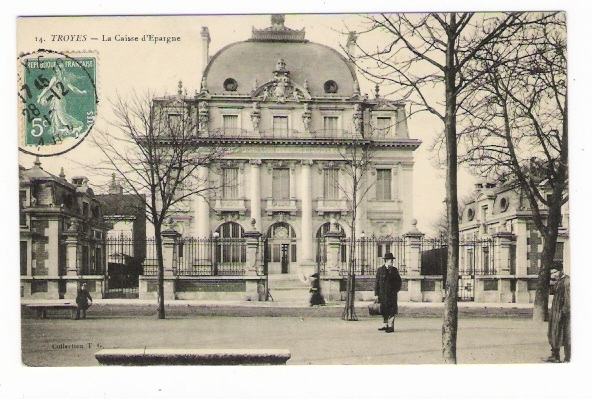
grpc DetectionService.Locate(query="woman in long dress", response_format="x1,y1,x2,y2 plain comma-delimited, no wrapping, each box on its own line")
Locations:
36,63,87,141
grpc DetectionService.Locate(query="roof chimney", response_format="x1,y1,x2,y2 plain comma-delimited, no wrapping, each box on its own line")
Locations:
108,173,123,195
200,26,211,74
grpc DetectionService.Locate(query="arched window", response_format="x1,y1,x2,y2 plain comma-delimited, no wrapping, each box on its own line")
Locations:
315,222,347,263
214,222,245,264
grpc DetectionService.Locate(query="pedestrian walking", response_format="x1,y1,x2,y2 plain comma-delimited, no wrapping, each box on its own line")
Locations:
544,261,570,363
75,282,93,320
309,272,325,306
375,252,402,333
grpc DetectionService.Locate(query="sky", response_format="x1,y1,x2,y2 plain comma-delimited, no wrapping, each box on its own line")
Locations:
15,13,475,236
3,1,591,397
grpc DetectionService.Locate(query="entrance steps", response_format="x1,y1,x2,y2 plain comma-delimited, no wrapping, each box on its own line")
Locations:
266,274,311,304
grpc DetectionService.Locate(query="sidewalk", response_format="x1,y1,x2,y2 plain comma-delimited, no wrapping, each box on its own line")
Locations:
21,298,535,318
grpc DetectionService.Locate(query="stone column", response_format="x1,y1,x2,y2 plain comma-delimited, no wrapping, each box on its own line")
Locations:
299,160,315,278
403,219,424,302
401,163,414,234
493,230,516,303
47,219,60,276
161,228,180,300
194,165,210,239
250,160,262,231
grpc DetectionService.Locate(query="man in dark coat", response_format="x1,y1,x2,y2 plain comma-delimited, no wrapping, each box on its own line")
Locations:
375,252,402,333
544,261,570,362
75,282,93,320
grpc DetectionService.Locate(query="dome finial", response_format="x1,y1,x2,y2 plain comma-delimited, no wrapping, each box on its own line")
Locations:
271,14,285,28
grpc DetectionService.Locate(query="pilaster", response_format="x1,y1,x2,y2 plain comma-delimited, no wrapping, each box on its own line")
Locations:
250,160,262,231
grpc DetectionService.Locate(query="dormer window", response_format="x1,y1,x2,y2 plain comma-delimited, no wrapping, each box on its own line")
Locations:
168,113,182,132
377,117,392,136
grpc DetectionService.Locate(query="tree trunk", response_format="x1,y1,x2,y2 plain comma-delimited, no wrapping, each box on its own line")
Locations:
442,12,460,364
532,199,562,322
154,224,166,319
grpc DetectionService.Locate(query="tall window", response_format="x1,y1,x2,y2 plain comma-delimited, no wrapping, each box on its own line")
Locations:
376,169,392,200
19,190,27,226
377,117,391,136
323,116,339,134
272,168,290,199
20,241,27,275
222,167,239,199
223,115,238,135
323,168,339,200
168,113,182,133
215,222,245,263
273,116,289,134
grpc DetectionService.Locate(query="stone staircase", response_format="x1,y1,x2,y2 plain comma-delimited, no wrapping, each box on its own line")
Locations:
266,274,311,304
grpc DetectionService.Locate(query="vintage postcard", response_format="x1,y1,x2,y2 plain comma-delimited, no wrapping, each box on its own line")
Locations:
6,7,586,398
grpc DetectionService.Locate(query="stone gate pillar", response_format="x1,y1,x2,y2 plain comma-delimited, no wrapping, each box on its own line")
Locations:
64,220,80,299
161,227,181,300
493,229,516,303
244,218,262,276
324,218,344,276
403,219,424,302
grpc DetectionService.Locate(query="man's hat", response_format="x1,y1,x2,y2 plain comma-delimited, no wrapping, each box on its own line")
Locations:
383,252,395,260
551,261,564,271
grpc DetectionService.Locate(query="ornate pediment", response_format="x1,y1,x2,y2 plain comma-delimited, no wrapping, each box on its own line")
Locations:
252,59,312,103
372,98,401,110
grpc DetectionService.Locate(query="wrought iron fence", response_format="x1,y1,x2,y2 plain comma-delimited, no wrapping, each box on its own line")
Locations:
174,237,246,276
459,238,497,275
316,236,407,276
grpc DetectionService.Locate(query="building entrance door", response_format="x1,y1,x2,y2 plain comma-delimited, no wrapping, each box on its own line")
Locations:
281,244,289,274
266,222,297,275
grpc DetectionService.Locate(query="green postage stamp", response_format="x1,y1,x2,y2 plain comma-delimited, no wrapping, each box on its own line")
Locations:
18,50,97,156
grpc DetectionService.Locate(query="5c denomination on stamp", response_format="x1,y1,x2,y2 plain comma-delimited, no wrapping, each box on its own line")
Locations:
18,49,98,157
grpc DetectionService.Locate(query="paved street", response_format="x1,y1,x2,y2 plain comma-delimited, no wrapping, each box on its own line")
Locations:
21,301,549,366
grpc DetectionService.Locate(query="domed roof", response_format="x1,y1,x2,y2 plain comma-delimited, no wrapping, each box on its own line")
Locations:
203,16,358,97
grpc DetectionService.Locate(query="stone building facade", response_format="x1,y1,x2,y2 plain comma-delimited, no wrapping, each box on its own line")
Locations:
458,182,569,303
159,15,421,281
19,158,110,299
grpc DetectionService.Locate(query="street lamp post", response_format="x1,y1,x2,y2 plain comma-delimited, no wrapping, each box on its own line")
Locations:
360,231,366,275
213,231,220,276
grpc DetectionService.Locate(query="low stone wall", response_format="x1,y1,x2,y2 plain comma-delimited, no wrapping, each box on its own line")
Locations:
20,276,105,300
321,275,539,304
138,276,267,301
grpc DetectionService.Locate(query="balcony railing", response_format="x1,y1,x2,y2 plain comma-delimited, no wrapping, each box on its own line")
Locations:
265,197,298,215
213,198,247,215
315,198,349,215
210,127,248,138
260,128,301,139
313,129,357,139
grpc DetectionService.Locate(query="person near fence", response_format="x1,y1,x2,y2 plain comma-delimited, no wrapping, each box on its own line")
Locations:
375,252,402,333
309,272,325,306
544,261,570,363
75,283,93,320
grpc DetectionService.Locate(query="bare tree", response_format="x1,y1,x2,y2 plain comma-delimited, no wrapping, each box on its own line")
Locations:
458,13,567,322
349,12,522,363
336,128,375,321
90,90,232,319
